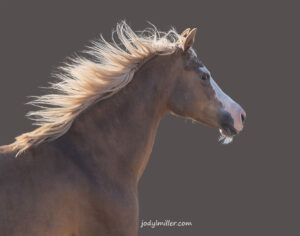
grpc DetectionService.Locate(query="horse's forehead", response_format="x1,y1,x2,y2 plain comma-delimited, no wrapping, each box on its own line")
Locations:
183,48,203,68
198,65,211,75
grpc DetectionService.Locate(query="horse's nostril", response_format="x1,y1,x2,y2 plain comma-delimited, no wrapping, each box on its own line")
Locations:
241,114,245,124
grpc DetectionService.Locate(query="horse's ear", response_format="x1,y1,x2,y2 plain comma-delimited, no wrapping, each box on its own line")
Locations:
182,28,197,51
181,28,191,38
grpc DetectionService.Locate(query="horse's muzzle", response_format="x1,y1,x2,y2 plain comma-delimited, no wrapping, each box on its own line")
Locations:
219,106,246,137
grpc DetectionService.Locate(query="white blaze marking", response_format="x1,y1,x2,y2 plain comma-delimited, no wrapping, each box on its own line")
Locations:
210,77,236,111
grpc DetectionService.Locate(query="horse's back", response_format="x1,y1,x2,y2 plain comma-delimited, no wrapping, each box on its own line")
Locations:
0,145,112,235
0,150,36,235
0,147,84,235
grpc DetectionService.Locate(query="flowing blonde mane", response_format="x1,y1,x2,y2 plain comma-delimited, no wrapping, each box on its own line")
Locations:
1,21,184,156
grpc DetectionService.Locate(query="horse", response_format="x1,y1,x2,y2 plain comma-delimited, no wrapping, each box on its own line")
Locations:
0,22,246,235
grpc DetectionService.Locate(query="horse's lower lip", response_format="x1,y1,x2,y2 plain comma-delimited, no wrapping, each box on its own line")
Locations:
219,123,238,136
219,128,236,137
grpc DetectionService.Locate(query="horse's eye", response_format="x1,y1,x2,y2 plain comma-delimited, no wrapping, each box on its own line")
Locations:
201,73,210,81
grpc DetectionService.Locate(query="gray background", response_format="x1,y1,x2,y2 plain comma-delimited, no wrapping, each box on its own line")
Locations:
0,0,299,235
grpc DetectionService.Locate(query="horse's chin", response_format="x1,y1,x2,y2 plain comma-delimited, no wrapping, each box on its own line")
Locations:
218,129,234,144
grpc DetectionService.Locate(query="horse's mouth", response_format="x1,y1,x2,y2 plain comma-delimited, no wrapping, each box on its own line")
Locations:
219,124,237,137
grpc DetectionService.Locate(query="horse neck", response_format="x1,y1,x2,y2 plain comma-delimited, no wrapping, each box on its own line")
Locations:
54,55,177,185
